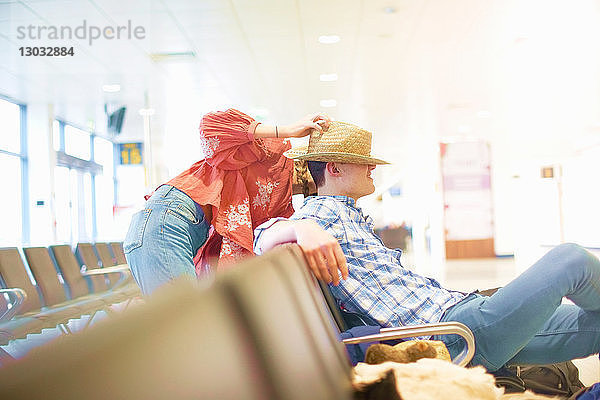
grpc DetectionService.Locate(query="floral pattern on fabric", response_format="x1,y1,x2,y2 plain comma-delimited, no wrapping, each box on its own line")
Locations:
220,236,245,260
223,198,252,232
252,179,280,211
200,136,220,158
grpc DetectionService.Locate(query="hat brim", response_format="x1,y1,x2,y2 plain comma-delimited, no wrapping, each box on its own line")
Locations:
284,147,390,165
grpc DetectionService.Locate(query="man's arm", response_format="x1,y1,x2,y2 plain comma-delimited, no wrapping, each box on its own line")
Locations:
254,218,348,285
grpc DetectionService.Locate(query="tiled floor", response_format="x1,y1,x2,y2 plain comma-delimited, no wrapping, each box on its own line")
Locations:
439,255,599,386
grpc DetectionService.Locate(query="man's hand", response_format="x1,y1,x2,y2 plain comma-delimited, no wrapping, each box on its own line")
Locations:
293,220,348,285
254,218,348,285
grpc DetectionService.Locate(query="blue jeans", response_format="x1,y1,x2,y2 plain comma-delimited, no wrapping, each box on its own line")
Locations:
123,185,210,295
435,243,600,371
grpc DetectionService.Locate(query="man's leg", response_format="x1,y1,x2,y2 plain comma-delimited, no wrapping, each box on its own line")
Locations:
440,243,600,371
507,303,600,365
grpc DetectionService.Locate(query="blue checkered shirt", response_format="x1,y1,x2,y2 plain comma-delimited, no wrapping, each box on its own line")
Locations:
254,195,467,328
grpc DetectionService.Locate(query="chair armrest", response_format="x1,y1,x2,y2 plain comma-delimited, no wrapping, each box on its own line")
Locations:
0,288,27,321
341,321,475,367
82,264,130,288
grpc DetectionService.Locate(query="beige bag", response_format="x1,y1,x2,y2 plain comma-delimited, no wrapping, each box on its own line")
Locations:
353,358,558,400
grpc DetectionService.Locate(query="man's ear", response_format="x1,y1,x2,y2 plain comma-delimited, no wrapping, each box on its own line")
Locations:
326,162,341,176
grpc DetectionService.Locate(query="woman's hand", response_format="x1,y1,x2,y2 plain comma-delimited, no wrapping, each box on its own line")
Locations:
281,113,331,138
293,219,348,285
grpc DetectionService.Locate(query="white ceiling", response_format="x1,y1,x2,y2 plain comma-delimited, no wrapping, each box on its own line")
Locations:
2,0,600,184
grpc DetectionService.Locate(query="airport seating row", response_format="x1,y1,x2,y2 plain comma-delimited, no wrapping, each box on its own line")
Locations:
0,242,140,351
0,244,475,399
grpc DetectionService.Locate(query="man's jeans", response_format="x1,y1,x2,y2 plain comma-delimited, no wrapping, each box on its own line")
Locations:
436,243,600,371
123,185,210,295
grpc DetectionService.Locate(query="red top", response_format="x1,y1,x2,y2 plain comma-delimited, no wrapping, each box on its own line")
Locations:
165,109,294,274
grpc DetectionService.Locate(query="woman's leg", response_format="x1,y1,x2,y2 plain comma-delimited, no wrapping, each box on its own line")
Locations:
441,243,600,370
123,185,210,295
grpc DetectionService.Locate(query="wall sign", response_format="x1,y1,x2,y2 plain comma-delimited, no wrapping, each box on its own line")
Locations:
440,140,495,257
119,143,143,165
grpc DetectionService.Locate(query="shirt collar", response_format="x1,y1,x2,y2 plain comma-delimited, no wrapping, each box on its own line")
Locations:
305,195,376,229
304,195,362,211
305,195,357,208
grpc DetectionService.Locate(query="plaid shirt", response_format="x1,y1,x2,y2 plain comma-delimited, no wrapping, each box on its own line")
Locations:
254,195,467,328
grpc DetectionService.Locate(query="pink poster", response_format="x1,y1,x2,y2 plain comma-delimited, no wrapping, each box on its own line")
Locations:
440,141,494,241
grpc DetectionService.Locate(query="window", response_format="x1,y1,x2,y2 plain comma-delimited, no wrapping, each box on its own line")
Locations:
54,120,118,244
0,155,22,245
54,166,72,243
94,136,116,240
83,172,93,240
0,97,27,245
0,99,20,153
64,125,91,160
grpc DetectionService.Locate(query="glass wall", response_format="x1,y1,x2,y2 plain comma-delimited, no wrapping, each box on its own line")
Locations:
64,125,91,160
0,97,119,247
54,120,118,245
0,98,25,246
0,99,20,153
0,155,22,245
94,136,116,240
54,165,72,243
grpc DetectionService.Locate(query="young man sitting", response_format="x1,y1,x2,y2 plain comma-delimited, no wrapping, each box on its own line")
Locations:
254,121,600,372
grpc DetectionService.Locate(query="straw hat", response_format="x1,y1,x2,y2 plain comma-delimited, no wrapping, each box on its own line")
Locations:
284,121,390,165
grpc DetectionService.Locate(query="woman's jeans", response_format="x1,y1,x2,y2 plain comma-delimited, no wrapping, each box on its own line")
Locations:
123,185,210,295
436,243,600,371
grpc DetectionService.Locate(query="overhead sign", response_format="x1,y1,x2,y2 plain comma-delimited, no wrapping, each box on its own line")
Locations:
119,143,143,165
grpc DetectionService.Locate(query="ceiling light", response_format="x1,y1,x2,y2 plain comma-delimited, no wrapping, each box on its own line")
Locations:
383,6,396,14
102,84,121,93
318,35,340,44
477,111,492,119
320,99,337,108
319,73,338,82
139,108,155,116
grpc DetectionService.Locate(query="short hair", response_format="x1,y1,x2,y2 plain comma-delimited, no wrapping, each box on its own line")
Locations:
307,161,327,188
